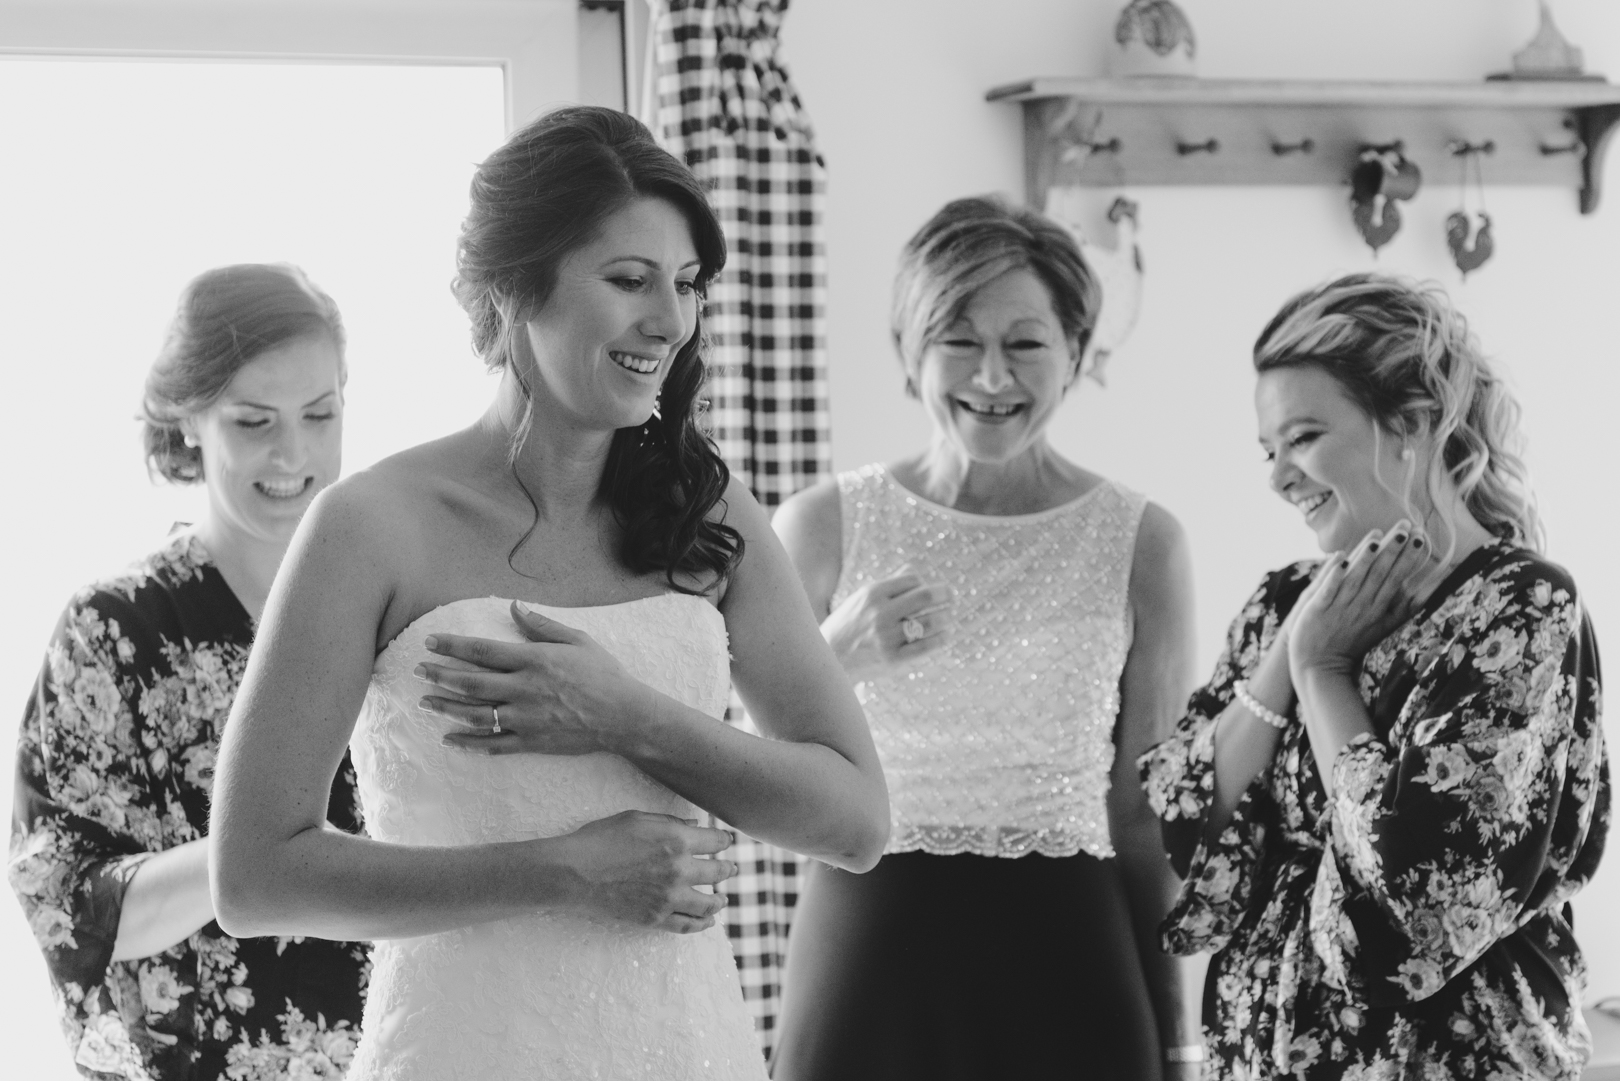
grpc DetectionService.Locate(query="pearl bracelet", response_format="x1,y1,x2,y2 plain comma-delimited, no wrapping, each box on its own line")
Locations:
1165,1044,1206,1064
1233,679,1290,730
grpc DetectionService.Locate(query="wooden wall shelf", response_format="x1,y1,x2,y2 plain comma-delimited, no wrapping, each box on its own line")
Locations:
986,77,1620,214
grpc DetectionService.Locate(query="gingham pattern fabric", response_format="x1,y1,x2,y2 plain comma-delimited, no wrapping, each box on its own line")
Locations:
643,0,829,1059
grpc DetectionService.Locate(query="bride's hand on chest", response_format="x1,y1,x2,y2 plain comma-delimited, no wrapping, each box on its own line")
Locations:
415,600,658,757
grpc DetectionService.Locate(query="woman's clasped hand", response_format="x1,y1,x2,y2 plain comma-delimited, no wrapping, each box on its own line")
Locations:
1287,519,1429,680
820,570,956,682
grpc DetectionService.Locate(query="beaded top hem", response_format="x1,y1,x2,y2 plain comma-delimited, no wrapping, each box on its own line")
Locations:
887,823,1116,860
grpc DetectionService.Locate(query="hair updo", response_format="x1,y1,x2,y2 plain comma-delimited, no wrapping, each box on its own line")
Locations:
142,263,345,483
450,104,740,592
891,195,1101,393
1254,272,1541,552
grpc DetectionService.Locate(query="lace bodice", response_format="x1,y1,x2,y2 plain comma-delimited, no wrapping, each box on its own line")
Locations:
832,465,1145,860
347,594,765,1081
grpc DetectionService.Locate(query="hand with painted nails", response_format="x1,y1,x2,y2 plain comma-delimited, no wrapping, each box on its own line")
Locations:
821,569,956,682
1288,519,1433,680
417,600,658,757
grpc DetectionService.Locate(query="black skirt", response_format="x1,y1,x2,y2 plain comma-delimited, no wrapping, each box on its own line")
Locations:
770,849,1159,1081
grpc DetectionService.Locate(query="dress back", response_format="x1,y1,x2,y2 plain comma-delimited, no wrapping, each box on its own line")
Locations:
347,594,764,1080
832,465,1146,860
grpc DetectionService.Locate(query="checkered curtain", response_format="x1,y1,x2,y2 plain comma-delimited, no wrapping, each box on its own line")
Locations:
642,0,829,1060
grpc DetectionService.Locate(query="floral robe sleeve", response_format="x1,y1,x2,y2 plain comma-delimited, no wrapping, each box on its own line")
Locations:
1138,545,1607,1079
1311,555,1607,1007
9,535,371,1081
1136,559,1319,956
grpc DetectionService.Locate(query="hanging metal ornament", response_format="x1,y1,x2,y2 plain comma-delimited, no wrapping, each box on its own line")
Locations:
1445,142,1495,278
1350,144,1421,253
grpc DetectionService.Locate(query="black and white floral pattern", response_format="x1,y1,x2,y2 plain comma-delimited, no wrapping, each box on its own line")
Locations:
9,534,370,1080
1140,542,1608,1080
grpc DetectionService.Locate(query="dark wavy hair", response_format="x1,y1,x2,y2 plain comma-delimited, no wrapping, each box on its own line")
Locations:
1255,272,1541,555
451,105,741,592
142,264,346,483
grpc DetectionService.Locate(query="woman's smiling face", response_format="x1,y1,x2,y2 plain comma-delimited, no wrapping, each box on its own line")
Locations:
522,196,701,432
1255,364,1418,553
916,268,1078,466
186,335,345,546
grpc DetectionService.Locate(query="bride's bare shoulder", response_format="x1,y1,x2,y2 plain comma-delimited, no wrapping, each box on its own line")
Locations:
300,431,492,566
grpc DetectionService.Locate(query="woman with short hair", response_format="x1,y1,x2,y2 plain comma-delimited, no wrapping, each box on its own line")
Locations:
9,263,370,1079
770,195,1197,1080
1139,273,1609,1078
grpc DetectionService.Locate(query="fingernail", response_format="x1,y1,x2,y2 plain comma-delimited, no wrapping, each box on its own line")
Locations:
419,697,434,711
423,636,439,651
1412,536,1425,549
1341,559,1351,569
413,664,428,679
1368,542,1380,553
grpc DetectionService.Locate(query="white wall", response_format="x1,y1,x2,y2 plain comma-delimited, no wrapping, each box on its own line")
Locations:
783,0,1620,1000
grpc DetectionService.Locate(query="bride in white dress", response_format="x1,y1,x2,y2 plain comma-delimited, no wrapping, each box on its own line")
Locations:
208,106,889,1080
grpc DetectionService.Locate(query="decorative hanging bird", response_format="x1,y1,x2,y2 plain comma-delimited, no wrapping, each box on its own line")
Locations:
1446,211,1494,276
1071,197,1145,386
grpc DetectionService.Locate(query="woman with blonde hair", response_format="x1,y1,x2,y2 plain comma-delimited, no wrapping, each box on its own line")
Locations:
1140,272,1608,1078
771,195,1197,1079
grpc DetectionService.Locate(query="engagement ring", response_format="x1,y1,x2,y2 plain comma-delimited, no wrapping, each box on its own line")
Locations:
491,706,502,735
901,617,925,643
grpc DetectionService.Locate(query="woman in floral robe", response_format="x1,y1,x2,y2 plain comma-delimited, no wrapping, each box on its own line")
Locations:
1139,274,1608,1080
9,265,370,1080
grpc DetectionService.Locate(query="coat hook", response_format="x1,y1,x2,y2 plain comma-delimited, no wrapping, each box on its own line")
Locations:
1540,136,1585,157
1177,137,1219,155
1059,136,1122,163
1270,138,1315,156
1361,140,1405,156
1448,139,1496,157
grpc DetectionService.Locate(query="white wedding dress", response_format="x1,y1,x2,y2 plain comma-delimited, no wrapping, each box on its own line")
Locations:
346,594,766,1080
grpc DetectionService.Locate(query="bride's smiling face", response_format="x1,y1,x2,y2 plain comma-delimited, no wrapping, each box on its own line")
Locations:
522,197,701,431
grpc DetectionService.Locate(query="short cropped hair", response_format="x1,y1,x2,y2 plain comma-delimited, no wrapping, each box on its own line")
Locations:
890,195,1101,391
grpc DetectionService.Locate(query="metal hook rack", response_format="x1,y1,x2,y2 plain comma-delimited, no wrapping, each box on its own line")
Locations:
990,77,1620,214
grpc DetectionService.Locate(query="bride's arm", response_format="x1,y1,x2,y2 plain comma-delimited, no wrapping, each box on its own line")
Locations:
664,480,890,869
209,478,735,941
424,480,890,871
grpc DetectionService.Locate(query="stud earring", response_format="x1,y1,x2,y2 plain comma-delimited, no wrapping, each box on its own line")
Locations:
1400,446,1414,461
183,433,199,449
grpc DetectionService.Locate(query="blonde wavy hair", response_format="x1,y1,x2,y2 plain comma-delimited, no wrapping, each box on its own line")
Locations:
1254,273,1542,554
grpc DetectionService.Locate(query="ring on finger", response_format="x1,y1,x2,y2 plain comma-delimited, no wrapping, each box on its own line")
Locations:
491,705,502,735
900,616,925,643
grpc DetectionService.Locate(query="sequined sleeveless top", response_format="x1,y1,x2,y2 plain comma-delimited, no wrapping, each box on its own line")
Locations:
832,464,1146,860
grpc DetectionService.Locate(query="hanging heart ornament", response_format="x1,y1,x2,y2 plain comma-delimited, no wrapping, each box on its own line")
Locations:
1446,211,1494,275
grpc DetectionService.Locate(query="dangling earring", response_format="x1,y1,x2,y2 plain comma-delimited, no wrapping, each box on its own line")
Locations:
904,375,918,399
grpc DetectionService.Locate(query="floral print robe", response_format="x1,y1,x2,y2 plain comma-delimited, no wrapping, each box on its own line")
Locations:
1139,541,1608,1080
9,534,370,1080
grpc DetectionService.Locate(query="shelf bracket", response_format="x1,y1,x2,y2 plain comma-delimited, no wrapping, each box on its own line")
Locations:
1578,104,1620,214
